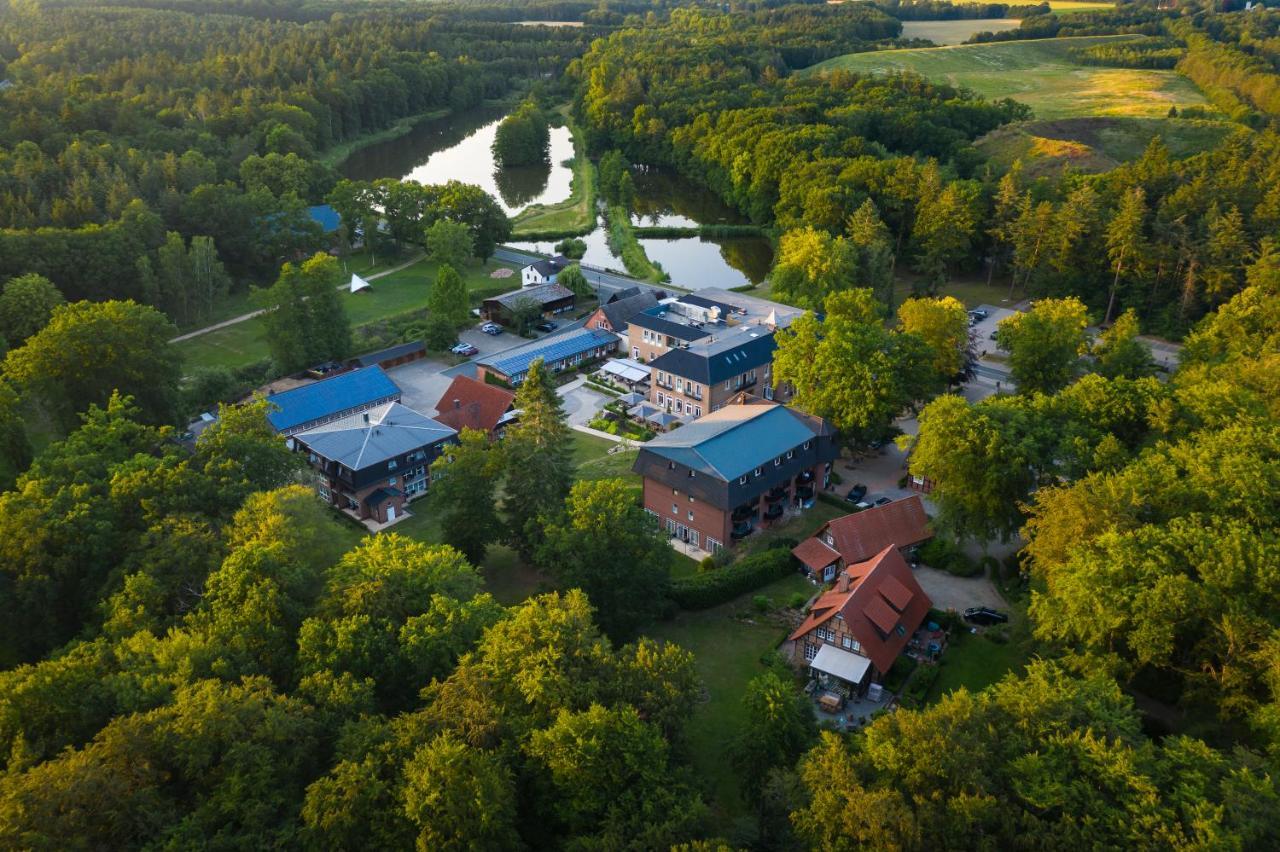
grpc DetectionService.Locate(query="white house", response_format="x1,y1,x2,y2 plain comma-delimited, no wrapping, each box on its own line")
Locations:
521,254,571,288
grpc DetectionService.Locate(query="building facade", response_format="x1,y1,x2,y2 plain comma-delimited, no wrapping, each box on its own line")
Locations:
521,255,570,287
632,401,838,552
293,402,457,525
787,546,932,695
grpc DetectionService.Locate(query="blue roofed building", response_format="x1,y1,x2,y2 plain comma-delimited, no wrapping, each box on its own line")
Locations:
307,204,342,234
476,327,618,385
633,398,837,553
266,366,401,436
293,401,457,526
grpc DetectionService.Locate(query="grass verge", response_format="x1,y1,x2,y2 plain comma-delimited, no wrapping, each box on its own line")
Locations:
512,117,597,237
603,204,666,282
317,109,450,169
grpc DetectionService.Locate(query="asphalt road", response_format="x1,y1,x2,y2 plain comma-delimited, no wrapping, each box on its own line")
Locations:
493,246,678,300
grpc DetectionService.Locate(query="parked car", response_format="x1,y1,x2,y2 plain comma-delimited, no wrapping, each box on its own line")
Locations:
964,607,1009,626
730,519,754,539
968,308,989,321
480,322,503,335
534,320,558,333
851,500,872,512
451,342,479,356
845,483,868,503
874,496,893,506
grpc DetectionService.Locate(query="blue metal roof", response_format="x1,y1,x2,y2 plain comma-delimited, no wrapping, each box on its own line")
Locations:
642,405,822,482
266,367,401,433
479,328,617,379
308,204,341,234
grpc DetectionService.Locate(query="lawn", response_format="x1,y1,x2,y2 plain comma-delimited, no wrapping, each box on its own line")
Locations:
807,36,1214,120
976,116,1237,178
926,612,1035,702
645,571,815,822
175,255,521,371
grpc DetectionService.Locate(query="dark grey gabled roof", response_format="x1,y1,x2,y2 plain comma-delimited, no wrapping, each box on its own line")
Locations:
599,291,659,331
649,327,776,385
628,306,712,342
489,282,574,309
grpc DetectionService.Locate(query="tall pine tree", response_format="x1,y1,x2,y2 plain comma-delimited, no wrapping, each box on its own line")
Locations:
503,358,572,556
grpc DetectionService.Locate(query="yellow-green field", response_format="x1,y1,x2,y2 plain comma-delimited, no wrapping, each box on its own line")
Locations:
900,19,1020,46
977,116,1238,177
1042,0,1115,13
808,36,1214,121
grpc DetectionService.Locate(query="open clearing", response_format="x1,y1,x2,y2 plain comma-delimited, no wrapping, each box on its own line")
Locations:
175,255,520,370
901,19,1020,46
977,116,1237,177
807,36,1214,120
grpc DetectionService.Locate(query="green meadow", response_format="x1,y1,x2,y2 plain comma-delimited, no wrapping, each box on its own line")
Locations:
807,36,1214,121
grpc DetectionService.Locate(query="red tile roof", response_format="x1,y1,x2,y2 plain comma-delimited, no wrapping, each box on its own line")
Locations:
792,537,841,572
788,546,933,674
820,495,931,565
433,375,515,436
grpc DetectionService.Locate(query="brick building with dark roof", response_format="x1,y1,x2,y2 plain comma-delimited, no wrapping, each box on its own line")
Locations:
632,400,837,553
432,374,517,440
787,546,932,694
793,495,933,583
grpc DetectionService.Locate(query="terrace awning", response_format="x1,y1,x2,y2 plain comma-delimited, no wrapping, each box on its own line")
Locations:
602,358,650,384
810,644,872,686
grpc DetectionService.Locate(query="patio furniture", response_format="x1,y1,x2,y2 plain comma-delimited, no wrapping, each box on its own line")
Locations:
819,692,843,713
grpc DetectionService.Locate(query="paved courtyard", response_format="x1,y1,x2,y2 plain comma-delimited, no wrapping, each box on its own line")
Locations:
913,566,1006,613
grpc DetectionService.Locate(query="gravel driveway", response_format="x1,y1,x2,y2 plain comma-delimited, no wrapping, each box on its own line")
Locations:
914,566,1007,613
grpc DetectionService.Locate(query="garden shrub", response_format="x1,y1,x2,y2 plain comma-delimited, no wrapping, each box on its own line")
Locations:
752,595,770,613
882,655,918,693
920,536,981,577
698,555,717,573
668,548,793,610
787,592,808,609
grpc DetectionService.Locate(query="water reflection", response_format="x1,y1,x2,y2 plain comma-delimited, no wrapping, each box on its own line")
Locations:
630,168,750,229
339,106,574,216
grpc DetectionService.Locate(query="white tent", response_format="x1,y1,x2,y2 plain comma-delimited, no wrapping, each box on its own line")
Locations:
349,273,371,293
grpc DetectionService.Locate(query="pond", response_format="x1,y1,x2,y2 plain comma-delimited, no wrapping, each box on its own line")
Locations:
342,108,774,290
510,166,774,290
339,105,575,215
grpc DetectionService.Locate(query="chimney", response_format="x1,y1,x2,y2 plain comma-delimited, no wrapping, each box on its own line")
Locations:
453,399,462,409
836,572,851,593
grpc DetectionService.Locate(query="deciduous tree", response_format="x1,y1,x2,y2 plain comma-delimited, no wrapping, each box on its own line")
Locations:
429,428,505,566
995,297,1090,395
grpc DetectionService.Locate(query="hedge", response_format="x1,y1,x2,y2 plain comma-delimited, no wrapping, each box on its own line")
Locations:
668,547,795,610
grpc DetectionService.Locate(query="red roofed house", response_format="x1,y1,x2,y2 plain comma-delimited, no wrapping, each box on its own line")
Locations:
787,545,932,696
431,374,518,441
792,495,932,584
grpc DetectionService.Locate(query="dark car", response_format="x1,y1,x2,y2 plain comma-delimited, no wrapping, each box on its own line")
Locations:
534,320,558,333
730,519,754,539
874,496,893,506
846,483,868,503
964,607,1009,626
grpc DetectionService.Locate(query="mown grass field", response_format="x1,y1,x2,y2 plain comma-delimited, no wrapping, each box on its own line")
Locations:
977,116,1236,177
1042,0,1115,12
175,255,520,370
807,36,1214,120
900,19,1020,46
